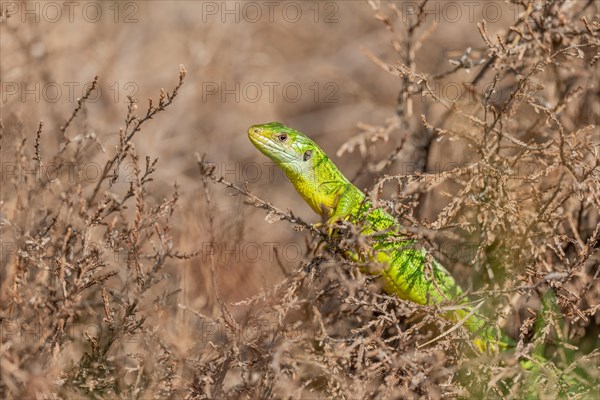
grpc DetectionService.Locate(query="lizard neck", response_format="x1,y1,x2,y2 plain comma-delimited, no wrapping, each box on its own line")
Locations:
281,152,349,218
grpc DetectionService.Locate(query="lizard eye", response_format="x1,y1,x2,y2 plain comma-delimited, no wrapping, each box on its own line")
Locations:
277,133,288,142
303,150,312,161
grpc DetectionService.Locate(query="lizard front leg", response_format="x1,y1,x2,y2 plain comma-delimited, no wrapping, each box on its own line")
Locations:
327,185,362,225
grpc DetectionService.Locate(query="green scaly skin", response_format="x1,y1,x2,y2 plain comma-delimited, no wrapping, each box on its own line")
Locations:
248,122,596,396
248,122,505,352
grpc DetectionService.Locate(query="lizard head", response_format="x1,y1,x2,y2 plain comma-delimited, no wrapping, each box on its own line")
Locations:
248,122,347,216
248,122,319,170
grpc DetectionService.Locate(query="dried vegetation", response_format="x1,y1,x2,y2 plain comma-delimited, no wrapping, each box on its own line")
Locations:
1,0,599,399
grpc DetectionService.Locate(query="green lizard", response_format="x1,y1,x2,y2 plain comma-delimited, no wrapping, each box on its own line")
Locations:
248,121,505,352
247,122,596,397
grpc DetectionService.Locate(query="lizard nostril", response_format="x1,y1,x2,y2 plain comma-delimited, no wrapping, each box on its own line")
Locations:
253,129,259,134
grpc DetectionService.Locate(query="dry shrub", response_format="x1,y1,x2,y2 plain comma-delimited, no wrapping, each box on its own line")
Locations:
196,0,600,398
1,1,599,399
1,69,199,398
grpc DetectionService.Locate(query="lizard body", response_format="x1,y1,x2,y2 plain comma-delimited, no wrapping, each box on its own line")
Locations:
248,122,503,352
247,122,597,397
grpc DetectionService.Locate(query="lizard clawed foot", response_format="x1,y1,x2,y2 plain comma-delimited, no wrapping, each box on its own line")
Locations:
311,217,344,237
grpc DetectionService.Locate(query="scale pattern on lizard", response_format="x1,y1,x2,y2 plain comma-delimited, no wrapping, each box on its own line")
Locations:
248,121,505,352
